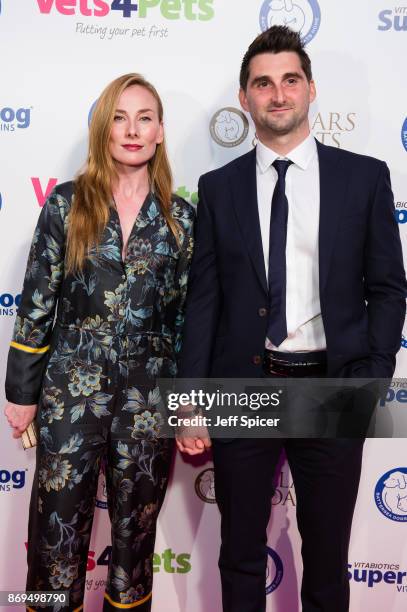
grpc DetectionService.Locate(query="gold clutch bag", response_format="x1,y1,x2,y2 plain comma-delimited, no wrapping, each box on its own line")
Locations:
21,423,38,450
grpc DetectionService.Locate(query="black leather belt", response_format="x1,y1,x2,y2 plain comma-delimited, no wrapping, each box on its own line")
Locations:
263,349,327,378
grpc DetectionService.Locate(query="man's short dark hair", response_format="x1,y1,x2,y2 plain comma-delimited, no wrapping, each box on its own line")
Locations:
239,26,313,91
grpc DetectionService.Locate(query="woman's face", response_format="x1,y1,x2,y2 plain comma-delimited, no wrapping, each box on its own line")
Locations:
109,84,164,169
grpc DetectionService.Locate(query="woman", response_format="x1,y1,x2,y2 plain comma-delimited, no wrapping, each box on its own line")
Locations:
4,73,194,611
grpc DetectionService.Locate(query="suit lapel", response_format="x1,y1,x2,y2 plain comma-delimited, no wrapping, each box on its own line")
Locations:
230,148,268,295
317,139,348,294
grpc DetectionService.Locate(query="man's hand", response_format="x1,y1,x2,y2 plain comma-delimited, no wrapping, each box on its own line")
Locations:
4,402,37,439
176,434,212,455
171,401,212,455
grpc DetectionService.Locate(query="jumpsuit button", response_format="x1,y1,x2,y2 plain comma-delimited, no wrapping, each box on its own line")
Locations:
121,275,126,280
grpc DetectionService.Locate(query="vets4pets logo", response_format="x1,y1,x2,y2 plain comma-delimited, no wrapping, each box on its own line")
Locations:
259,0,321,44
35,0,215,21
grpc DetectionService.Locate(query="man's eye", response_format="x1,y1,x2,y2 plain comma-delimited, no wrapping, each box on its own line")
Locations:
257,81,269,88
287,79,297,85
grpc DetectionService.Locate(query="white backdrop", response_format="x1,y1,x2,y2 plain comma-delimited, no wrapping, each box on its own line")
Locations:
1,1,407,610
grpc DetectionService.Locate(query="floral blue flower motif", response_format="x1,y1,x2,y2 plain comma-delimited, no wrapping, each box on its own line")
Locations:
39,454,72,492
132,410,164,440
120,585,145,604
49,555,80,589
41,386,64,423
68,363,102,397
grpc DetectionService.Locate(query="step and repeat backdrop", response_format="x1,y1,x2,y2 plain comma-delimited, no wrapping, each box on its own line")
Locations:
1,1,407,610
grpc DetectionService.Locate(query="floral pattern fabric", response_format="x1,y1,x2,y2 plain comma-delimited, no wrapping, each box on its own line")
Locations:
5,181,194,611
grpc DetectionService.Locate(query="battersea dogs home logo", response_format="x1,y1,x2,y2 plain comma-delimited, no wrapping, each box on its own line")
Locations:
266,546,284,594
259,0,321,44
375,468,407,522
210,108,249,148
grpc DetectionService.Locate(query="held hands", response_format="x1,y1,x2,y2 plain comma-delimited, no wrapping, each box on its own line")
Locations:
176,434,212,455
4,402,37,439
174,403,212,455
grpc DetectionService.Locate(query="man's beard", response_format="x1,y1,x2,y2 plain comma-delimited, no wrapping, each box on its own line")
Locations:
260,107,307,136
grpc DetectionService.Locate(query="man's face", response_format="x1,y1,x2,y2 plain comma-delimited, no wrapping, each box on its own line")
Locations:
239,51,316,139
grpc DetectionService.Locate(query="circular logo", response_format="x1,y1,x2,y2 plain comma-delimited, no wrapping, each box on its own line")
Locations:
402,117,407,152
195,468,216,503
259,0,321,45
374,467,407,522
266,546,284,594
210,107,249,148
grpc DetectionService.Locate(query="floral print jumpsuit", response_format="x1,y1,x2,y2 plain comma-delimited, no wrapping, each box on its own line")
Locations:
5,182,194,611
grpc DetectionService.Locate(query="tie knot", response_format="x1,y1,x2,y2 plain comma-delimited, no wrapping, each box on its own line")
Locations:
272,159,293,179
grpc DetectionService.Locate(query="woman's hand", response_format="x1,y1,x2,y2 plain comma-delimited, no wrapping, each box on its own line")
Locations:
4,402,37,439
176,435,212,455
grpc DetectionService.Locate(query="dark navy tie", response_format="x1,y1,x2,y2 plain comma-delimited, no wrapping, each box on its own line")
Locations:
267,159,293,347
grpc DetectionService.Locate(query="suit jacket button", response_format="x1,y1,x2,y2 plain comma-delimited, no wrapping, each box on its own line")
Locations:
252,355,262,365
258,308,267,317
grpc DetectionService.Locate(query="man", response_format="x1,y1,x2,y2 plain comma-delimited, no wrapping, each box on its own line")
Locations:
177,26,406,612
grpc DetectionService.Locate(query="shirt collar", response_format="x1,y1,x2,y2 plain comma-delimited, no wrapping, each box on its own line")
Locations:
256,132,317,174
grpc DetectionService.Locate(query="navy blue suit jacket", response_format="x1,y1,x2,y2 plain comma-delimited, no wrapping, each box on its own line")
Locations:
178,140,406,379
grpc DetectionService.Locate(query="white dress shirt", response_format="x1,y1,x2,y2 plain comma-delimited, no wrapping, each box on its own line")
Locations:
256,133,327,352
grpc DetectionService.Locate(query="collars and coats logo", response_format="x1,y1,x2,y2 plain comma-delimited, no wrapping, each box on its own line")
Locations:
259,0,321,44
374,468,407,522
210,108,249,148
195,468,216,503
